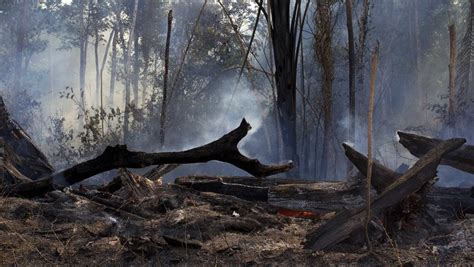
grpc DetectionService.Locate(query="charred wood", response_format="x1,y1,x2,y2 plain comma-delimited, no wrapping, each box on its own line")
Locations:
2,119,293,197
304,138,465,251
398,131,474,174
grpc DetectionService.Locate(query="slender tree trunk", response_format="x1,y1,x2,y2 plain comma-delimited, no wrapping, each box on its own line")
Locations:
100,29,114,135
13,0,28,92
94,28,100,107
132,34,140,106
356,0,369,111
160,10,173,148
315,0,334,179
123,0,139,143
346,0,356,174
412,0,423,108
109,26,118,107
448,24,457,127
79,38,88,95
365,41,379,251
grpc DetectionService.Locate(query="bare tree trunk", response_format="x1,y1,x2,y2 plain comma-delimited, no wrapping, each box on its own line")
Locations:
109,26,118,107
100,29,115,135
365,41,379,251
315,0,334,179
160,10,173,148
13,0,28,92
267,0,309,175
346,0,356,174
356,0,370,108
123,0,139,143
412,0,422,101
94,28,100,107
132,33,140,106
448,24,457,127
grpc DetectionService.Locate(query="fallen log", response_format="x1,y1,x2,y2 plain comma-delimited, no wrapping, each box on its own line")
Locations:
304,138,465,250
175,176,269,202
175,176,366,213
398,131,474,174
344,143,474,216
268,182,365,213
2,119,293,197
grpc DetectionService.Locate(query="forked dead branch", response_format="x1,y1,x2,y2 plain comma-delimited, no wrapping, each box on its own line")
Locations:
2,119,293,197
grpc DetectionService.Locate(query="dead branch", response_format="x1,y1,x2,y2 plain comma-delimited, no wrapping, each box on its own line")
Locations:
2,119,293,197
304,138,465,251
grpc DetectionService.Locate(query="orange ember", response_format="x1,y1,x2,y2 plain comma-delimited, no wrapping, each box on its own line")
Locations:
277,208,320,219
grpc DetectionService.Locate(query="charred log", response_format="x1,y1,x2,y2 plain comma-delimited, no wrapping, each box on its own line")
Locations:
398,131,474,174
304,138,465,251
175,176,269,202
344,143,474,217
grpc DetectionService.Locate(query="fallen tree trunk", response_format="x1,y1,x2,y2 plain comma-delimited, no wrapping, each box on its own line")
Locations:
268,182,365,213
344,143,474,216
2,119,293,197
398,131,474,174
304,138,465,251
175,176,269,202
175,176,365,212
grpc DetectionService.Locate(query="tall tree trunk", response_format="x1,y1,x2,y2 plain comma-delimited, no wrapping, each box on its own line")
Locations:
448,24,457,128
411,0,423,108
365,41,379,250
13,0,28,92
346,0,356,173
268,0,306,174
356,0,370,111
132,34,140,106
109,28,118,107
94,28,100,107
457,0,473,100
123,0,139,143
315,0,334,179
160,10,173,148
100,29,115,135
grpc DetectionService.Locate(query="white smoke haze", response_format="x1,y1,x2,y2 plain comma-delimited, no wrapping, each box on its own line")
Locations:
1,0,472,187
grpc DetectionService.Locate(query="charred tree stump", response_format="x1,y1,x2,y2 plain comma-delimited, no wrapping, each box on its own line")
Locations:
304,138,465,251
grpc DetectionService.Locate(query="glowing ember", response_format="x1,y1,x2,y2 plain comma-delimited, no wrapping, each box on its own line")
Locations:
277,208,320,219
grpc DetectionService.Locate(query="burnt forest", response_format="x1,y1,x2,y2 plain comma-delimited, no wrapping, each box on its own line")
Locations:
0,0,472,265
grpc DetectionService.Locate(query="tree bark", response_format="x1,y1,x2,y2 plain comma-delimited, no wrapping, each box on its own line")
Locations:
315,0,335,179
